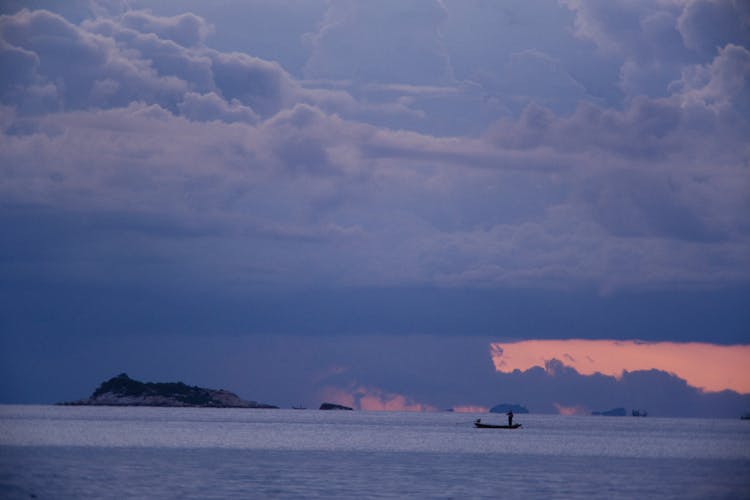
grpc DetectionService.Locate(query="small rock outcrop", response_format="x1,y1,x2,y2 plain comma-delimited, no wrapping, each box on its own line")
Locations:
490,403,529,414
319,402,353,411
60,373,278,408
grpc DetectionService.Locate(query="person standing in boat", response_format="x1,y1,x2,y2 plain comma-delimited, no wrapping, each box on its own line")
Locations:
506,410,514,426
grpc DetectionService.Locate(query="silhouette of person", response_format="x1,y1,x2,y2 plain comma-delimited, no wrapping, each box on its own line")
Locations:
507,410,514,426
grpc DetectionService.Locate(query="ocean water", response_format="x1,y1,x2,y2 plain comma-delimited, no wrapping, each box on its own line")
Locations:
1,406,748,499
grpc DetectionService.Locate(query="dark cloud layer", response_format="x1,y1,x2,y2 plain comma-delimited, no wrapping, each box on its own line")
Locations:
0,1,748,409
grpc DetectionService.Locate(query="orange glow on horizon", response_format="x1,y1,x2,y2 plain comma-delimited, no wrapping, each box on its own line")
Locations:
553,403,588,416
490,340,750,394
319,385,437,412
452,406,489,413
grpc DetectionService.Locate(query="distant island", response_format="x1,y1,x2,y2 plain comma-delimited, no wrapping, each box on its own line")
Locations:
60,373,278,408
592,407,627,416
490,403,529,414
319,402,353,410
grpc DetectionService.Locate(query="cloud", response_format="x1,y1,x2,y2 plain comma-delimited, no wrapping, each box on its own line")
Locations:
319,384,437,412
490,358,750,417
119,10,213,47
673,43,750,119
677,0,750,57
177,91,259,124
205,49,294,117
3,331,749,418
477,44,750,285
562,0,685,60
83,16,216,91
497,49,588,112
452,405,489,413
561,0,750,98
0,9,190,111
491,339,750,393
303,0,454,85
2,91,748,293
0,9,324,120
2,1,750,422
0,37,38,90
487,41,750,163
0,2,748,344
553,403,588,416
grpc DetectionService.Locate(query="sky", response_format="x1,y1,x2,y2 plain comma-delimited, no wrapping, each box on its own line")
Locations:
0,0,749,417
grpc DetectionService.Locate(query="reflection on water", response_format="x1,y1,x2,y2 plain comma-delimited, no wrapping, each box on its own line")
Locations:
1,406,749,499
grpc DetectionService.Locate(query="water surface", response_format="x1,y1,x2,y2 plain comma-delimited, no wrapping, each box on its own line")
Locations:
1,406,748,498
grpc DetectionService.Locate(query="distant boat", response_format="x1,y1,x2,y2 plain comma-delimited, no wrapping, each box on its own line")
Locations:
474,419,522,429
741,413,750,420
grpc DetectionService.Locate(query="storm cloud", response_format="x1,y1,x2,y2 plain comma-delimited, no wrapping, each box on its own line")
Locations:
0,1,748,411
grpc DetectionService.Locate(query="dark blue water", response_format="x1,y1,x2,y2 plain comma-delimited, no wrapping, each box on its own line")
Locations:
1,406,748,499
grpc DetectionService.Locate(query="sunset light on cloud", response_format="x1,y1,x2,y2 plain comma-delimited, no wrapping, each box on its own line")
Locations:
491,340,750,394
320,385,437,412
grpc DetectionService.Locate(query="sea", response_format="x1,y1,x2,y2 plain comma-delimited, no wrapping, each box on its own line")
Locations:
1,405,748,499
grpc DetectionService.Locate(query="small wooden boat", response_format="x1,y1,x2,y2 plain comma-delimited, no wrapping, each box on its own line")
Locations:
474,419,522,429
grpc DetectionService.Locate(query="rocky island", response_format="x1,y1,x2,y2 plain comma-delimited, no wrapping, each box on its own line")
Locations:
61,373,278,408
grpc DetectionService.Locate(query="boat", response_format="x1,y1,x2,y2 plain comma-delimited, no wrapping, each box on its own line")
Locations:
474,419,522,429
